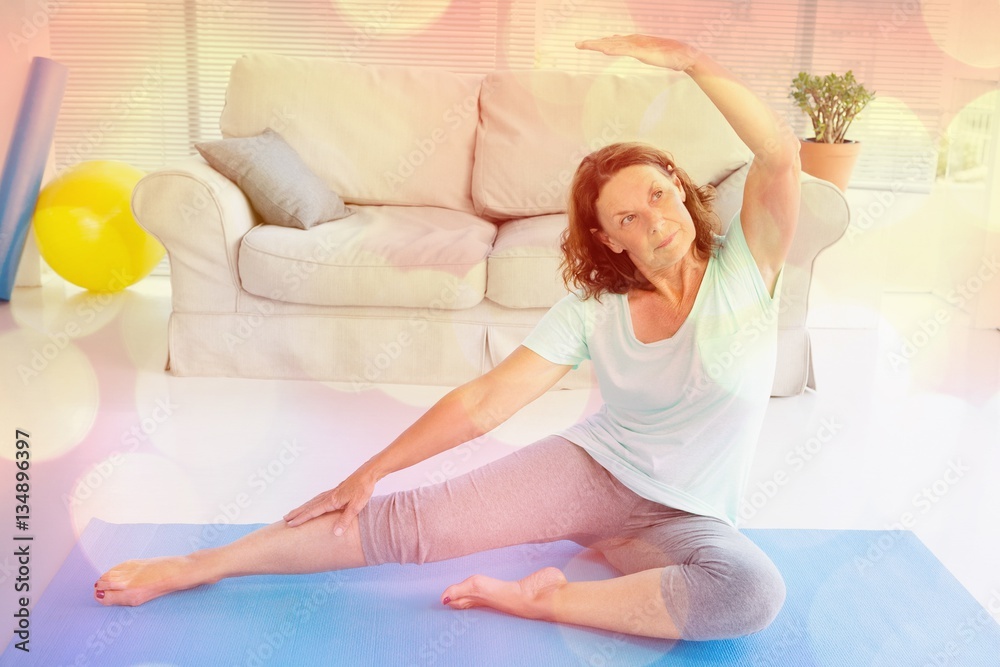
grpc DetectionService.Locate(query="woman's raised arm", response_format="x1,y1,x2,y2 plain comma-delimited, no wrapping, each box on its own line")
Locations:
576,34,800,294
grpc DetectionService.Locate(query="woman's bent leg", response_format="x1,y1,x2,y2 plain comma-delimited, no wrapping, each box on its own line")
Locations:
95,510,365,607
591,504,787,640
442,485,785,641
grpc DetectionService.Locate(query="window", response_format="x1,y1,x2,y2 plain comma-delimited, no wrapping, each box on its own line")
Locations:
47,0,974,192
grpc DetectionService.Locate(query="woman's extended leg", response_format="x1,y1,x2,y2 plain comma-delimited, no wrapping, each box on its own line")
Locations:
95,510,365,607
96,435,636,607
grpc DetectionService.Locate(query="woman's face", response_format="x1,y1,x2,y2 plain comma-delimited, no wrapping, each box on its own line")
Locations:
593,163,697,277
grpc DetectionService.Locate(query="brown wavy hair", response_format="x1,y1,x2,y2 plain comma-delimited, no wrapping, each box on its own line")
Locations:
560,142,720,300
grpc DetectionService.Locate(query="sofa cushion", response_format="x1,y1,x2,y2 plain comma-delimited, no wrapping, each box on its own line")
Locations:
195,129,353,229
486,214,570,309
221,54,482,213
238,206,496,309
472,70,752,220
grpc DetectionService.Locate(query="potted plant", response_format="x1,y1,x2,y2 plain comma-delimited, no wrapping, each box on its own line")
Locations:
789,70,875,191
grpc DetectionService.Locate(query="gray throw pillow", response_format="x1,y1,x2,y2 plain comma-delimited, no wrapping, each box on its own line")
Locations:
195,128,353,229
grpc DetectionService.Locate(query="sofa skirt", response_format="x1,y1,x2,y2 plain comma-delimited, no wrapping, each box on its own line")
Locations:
163,299,811,396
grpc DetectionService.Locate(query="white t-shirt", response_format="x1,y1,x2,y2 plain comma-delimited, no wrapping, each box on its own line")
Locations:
522,212,783,527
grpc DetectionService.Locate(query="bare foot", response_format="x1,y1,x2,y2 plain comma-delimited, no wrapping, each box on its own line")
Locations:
94,554,217,607
441,566,568,621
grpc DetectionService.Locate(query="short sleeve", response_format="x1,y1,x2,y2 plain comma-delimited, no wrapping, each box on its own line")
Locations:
521,291,591,367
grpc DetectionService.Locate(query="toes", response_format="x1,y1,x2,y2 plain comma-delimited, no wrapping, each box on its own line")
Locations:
96,561,136,591
441,574,492,608
95,588,144,607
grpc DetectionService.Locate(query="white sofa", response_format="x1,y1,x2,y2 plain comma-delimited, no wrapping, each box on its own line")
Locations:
132,54,849,395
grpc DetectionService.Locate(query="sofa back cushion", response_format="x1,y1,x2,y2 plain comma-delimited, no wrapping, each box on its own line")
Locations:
472,70,752,220
221,54,482,213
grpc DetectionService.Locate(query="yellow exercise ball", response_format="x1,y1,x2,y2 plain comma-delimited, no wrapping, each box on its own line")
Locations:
33,161,164,292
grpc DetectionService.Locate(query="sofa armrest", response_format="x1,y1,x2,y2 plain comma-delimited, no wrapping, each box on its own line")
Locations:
710,165,849,328
782,174,850,328
131,156,259,313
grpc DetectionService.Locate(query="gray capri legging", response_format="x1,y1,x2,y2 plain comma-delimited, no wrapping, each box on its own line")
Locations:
357,435,786,641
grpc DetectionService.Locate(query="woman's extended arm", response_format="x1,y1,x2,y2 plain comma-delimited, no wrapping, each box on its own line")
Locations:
283,346,572,535
577,35,801,294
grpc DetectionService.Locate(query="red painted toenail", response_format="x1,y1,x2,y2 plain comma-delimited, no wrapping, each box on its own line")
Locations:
96,590,105,599
442,597,451,605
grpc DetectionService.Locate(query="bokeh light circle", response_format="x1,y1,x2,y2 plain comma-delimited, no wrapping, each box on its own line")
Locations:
0,329,98,462
10,282,125,338
119,289,171,371
333,0,451,38
71,452,203,537
134,372,281,470
923,0,1000,68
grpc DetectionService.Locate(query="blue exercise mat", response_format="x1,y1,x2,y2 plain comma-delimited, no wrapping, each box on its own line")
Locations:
3,520,998,666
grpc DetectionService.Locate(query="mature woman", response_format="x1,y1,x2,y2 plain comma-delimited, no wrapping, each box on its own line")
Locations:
94,34,801,642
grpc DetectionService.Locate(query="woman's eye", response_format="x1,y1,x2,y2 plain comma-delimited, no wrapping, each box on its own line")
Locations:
653,190,663,201
621,215,635,226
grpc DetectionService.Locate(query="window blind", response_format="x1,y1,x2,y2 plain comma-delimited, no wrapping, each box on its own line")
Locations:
507,0,948,192
49,0,502,174
49,0,952,186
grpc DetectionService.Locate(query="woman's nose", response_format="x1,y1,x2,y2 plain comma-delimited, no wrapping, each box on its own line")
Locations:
648,214,664,235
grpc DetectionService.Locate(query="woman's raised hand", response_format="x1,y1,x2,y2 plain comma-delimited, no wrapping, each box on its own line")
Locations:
575,34,701,72
283,467,377,536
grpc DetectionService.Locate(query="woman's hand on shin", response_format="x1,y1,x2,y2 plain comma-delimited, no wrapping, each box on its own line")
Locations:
282,467,378,535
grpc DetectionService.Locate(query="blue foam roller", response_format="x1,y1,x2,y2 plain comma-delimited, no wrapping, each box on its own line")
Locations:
0,56,68,301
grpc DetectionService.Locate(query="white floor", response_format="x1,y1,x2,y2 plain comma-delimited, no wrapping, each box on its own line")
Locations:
1,183,998,632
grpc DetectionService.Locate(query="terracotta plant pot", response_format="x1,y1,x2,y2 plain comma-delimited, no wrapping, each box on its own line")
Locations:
798,138,861,192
